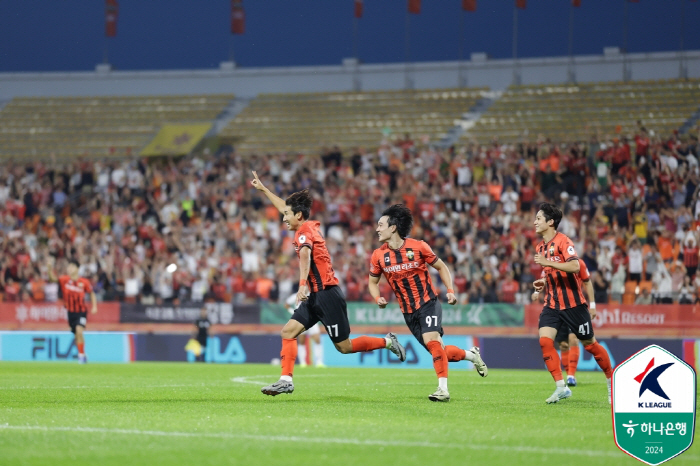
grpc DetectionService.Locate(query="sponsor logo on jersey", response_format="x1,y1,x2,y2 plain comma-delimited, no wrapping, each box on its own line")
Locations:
383,261,421,273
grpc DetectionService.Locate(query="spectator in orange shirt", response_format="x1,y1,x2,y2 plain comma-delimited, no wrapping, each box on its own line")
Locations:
657,232,674,263
256,274,275,302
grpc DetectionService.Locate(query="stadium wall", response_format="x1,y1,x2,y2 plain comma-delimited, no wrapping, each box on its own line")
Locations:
0,50,698,99
3,302,700,338
1,331,691,374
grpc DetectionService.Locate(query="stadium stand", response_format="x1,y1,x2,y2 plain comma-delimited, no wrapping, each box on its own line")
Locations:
220,88,487,154
0,84,699,308
463,78,700,144
0,94,234,158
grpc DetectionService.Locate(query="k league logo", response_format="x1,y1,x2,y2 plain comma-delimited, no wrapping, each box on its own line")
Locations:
612,345,696,466
635,358,674,407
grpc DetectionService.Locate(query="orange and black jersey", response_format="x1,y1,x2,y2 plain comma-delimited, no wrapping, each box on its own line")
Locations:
293,221,339,293
536,232,587,310
58,275,93,313
369,238,439,314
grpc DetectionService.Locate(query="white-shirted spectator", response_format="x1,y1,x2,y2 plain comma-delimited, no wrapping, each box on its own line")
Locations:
456,159,472,187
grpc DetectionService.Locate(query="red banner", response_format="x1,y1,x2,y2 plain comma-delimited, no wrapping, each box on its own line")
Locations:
231,0,245,35
0,302,120,325
463,0,477,11
516,0,526,9
525,304,700,335
355,0,363,18
105,0,119,38
408,0,421,14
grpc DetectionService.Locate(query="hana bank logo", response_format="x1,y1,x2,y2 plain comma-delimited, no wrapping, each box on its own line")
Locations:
635,358,674,408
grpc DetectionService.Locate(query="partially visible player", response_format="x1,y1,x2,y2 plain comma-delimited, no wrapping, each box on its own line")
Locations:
368,205,488,402
192,307,210,362
533,203,613,404
285,294,325,367
50,259,97,364
251,172,405,396
532,258,596,387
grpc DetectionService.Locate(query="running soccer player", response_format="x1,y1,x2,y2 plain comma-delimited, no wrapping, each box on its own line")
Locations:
251,172,405,396
533,203,613,404
368,204,488,402
532,258,596,387
51,259,97,364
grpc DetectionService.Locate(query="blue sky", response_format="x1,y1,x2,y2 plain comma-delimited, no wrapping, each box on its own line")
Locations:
0,0,697,72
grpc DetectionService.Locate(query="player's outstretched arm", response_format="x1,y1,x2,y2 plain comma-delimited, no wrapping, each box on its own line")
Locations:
430,259,457,305
250,171,287,215
368,274,387,308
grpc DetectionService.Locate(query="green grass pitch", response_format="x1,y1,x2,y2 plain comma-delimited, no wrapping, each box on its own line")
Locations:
0,362,697,466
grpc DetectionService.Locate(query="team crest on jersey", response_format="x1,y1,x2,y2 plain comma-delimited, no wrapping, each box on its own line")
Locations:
549,246,555,256
407,250,414,260
384,256,391,264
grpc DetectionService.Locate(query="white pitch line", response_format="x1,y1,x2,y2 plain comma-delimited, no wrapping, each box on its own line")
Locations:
1,424,683,460
230,374,333,385
0,384,212,390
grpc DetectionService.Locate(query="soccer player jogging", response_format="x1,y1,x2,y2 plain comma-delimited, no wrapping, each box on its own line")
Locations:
250,172,406,396
532,258,596,387
50,259,97,364
533,203,613,404
368,205,488,402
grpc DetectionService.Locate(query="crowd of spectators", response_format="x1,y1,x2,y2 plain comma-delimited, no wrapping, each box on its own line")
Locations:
1,123,699,307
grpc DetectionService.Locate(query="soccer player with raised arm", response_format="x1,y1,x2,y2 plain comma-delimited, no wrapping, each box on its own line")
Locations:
368,204,488,402
250,172,406,396
532,258,596,387
533,203,613,404
50,259,97,364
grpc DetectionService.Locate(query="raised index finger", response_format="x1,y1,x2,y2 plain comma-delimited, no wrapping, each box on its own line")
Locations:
252,171,259,180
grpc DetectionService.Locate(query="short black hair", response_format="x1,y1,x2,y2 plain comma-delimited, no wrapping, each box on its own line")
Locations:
538,202,562,230
381,204,413,239
68,259,80,268
285,189,312,220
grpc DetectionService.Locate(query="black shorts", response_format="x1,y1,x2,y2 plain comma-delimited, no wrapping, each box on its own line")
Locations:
403,298,444,351
291,285,350,343
539,304,594,341
67,311,87,334
555,323,573,344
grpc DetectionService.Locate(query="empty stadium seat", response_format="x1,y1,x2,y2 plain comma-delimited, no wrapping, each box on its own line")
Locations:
220,88,488,154
0,94,234,158
463,78,700,143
